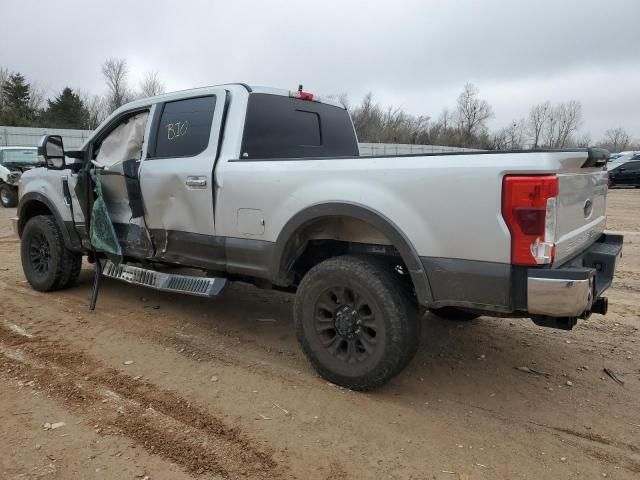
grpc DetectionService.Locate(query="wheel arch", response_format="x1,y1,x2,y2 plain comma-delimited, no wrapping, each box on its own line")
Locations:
271,202,433,305
17,192,78,250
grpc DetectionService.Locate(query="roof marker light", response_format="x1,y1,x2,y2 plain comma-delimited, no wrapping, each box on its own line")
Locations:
290,84,315,101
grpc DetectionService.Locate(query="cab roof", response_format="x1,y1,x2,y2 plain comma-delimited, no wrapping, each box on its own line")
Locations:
114,83,345,114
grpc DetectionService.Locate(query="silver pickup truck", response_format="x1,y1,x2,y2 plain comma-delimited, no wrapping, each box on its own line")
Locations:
13,84,623,390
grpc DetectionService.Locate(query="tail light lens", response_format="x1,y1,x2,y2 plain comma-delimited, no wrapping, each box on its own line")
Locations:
502,175,558,265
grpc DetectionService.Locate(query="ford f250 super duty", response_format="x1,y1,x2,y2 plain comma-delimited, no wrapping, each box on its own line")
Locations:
12,84,623,390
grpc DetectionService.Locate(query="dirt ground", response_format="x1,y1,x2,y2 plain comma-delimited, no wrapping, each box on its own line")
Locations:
0,189,638,480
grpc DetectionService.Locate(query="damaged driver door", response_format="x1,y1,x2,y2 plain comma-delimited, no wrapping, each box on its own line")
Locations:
85,108,154,260
138,90,227,269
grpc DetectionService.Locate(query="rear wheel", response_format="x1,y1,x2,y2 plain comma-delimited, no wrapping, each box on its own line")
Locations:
429,306,479,321
0,184,18,208
20,215,82,292
294,255,420,390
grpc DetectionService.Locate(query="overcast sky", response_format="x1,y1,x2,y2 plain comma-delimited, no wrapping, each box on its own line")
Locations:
1,0,639,141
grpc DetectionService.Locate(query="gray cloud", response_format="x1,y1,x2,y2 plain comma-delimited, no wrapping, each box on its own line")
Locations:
1,0,639,139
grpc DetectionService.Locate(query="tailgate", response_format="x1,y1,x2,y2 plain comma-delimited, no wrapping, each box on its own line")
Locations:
554,163,608,265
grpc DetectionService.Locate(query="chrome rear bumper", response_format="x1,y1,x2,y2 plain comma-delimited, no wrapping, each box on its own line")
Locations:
527,233,623,318
528,274,594,317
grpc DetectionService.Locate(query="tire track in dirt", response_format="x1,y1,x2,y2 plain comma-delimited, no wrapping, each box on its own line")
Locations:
549,427,640,456
0,324,290,479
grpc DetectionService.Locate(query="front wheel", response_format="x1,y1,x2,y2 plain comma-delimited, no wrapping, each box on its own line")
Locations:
294,255,420,390
20,215,82,292
0,184,18,208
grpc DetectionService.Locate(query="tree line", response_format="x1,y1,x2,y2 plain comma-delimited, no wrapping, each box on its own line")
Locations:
339,83,638,151
0,59,637,152
0,59,164,130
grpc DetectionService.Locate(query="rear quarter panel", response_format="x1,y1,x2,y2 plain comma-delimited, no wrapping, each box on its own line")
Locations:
215,151,586,264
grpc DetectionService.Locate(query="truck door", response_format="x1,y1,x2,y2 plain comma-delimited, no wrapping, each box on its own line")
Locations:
139,90,227,268
75,109,154,259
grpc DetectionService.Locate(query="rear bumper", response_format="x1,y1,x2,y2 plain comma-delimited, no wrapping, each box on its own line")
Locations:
527,233,623,318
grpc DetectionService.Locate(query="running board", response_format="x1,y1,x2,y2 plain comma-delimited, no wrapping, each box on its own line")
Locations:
101,261,226,297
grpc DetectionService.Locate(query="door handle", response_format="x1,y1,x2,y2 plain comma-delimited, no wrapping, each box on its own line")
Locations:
185,176,207,188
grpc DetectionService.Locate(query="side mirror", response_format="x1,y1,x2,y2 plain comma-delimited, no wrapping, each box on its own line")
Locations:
37,135,66,169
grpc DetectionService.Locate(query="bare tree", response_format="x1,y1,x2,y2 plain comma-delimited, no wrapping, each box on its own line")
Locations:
439,107,453,131
0,66,10,111
350,92,383,142
455,83,493,141
138,71,165,98
542,108,558,148
574,132,591,148
493,119,525,150
527,101,550,149
27,80,47,112
102,58,130,113
327,92,350,111
80,91,107,129
599,127,631,152
542,100,582,148
555,100,582,148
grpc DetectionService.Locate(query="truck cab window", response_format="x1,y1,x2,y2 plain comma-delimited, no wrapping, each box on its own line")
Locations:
93,112,149,167
241,93,359,159
152,96,216,158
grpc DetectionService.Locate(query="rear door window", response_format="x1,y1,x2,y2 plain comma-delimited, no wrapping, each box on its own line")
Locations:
241,93,358,159
153,96,216,158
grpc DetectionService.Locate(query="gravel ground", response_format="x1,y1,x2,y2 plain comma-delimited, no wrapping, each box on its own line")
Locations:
0,189,638,479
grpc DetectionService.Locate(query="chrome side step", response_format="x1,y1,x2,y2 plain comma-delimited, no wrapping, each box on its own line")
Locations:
101,261,226,297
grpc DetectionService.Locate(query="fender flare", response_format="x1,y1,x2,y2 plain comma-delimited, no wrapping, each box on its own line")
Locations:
271,202,433,306
17,192,80,250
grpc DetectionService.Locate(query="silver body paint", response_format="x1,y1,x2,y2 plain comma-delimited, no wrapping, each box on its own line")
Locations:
19,84,607,266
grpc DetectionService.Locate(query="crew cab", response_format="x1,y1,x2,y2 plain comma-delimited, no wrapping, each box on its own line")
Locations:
13,84,623,390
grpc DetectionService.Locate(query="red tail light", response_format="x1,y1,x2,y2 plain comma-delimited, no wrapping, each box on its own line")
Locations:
502,175,558,266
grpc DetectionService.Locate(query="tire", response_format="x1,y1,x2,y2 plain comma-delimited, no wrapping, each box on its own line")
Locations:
0,184,18,208
429,306,479,321
294,255,420,390
20,215,82,292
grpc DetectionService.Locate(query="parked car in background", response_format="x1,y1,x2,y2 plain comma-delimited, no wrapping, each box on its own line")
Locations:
0,146,40,208
608,151,640,166
609,155,640,187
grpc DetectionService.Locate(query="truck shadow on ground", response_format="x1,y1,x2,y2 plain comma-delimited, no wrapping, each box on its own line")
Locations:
81,268,624,415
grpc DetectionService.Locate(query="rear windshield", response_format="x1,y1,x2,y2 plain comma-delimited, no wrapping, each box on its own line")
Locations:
1,148,38,164
241,93,359,159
